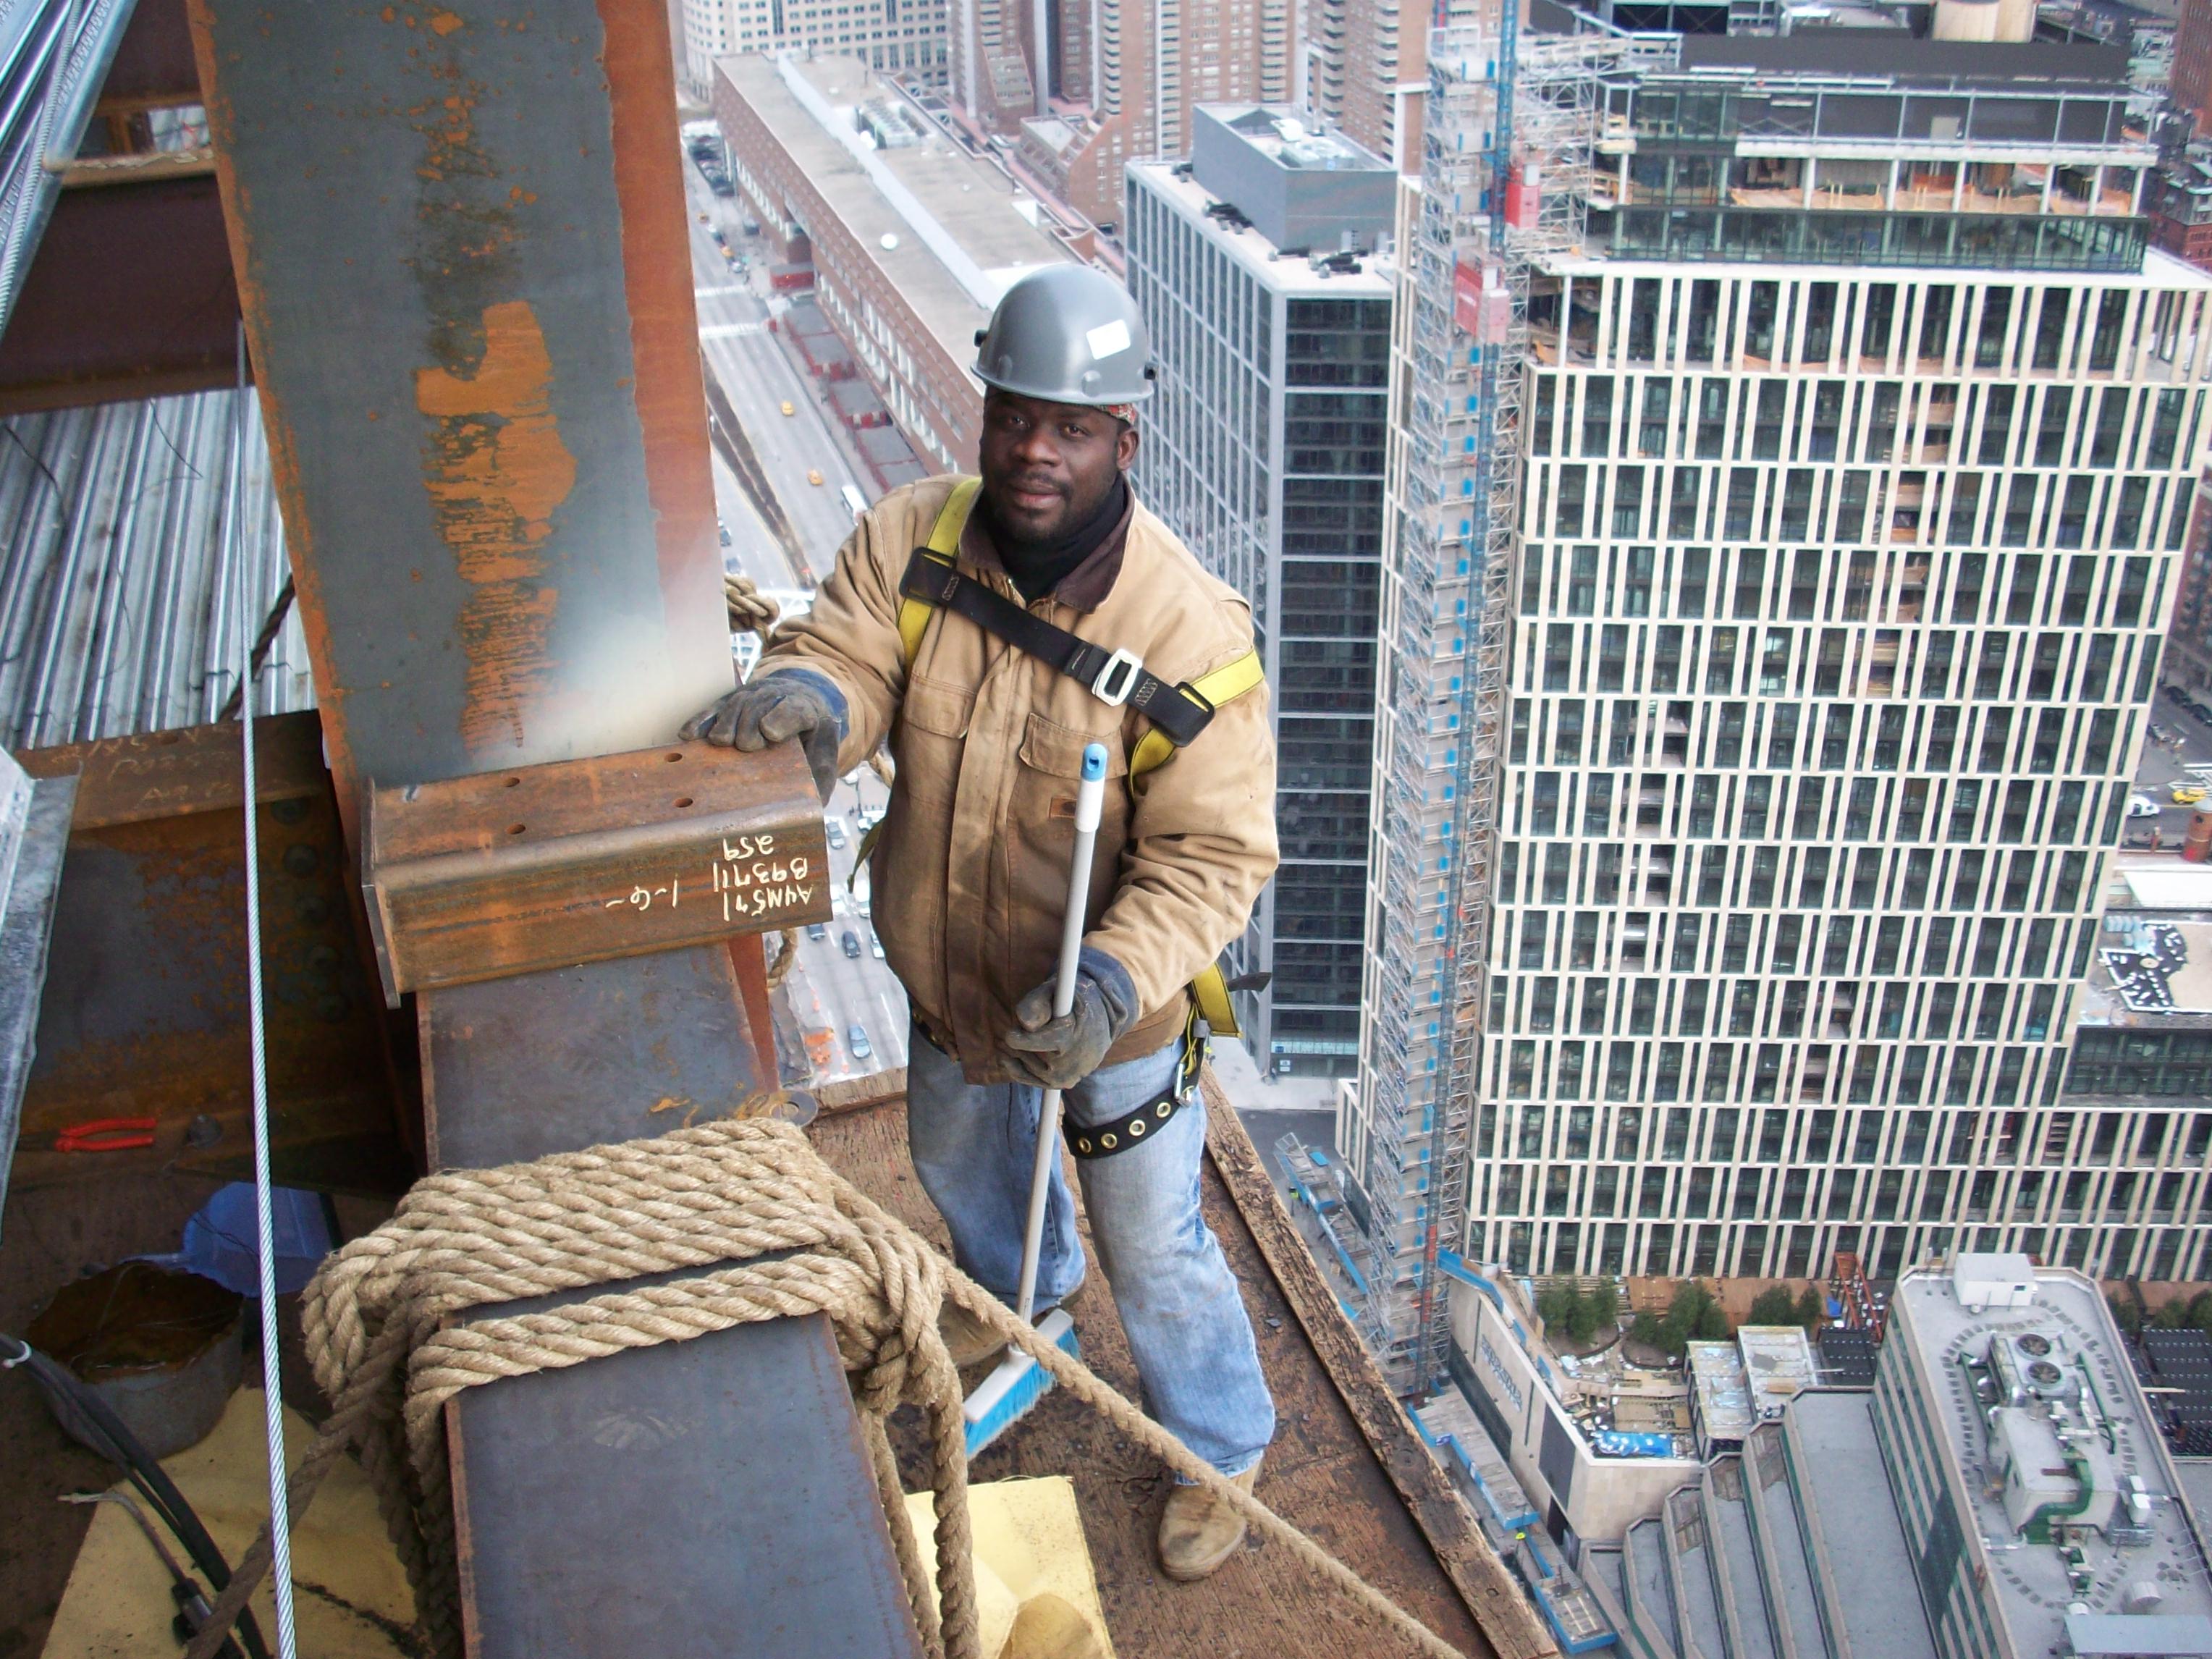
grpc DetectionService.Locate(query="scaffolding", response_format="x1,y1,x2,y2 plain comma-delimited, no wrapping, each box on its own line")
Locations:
1354,6,1659,1393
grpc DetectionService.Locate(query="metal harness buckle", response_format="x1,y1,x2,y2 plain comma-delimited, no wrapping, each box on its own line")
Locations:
1090,647,1144,706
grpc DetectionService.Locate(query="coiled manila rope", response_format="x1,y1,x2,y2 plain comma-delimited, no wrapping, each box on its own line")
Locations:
185,1119,1467,1659
724,573,801,989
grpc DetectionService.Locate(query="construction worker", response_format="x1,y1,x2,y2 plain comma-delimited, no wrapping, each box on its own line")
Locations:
684,265,1278,1582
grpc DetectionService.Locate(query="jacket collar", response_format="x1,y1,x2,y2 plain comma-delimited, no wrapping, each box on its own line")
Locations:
958,479,1137,615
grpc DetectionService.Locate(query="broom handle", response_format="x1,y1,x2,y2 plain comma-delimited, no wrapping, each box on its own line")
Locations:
1016,743,1108,1325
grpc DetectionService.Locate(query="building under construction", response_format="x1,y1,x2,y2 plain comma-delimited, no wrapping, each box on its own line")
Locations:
1345,0,2212,1397
0,4,1561,1658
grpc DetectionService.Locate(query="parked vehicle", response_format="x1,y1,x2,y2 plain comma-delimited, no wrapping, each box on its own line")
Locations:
2129,794,2163,819
847,1024,873,1062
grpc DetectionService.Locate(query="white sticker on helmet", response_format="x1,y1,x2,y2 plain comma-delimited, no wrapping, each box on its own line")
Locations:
1086,318,1132,360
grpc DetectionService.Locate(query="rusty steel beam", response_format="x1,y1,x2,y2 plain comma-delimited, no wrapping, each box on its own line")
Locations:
0,177,242,415
186,0,730,811
177,9,911,1652
12,714,415,1196
364,739,827,1000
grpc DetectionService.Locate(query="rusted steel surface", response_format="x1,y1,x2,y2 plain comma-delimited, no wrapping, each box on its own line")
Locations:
365,738,827,1000
0,178,242,415
421,950,919,1655
817,1082,1504,1659
185,0,732,809
420,944,788,1169
9,713,413,1196
449,1289,926,1659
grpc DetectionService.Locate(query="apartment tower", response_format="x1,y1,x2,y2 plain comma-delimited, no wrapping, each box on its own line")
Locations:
1343,19,2212,1383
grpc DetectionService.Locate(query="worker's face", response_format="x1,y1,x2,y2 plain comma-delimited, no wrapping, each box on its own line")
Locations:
979,389,1137,543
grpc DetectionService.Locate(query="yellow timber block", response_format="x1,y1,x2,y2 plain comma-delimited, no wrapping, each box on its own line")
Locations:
43,1388,415,1658
902,1477,1115,1659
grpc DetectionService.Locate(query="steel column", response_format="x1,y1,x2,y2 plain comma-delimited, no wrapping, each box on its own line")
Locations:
186,0,730,807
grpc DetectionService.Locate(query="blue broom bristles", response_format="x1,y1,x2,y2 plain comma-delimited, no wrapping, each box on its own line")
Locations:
963,1307,1080,1458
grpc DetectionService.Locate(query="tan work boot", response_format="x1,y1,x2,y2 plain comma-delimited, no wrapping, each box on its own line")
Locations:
1157,1459,1261,1582
939,1299,1008,1369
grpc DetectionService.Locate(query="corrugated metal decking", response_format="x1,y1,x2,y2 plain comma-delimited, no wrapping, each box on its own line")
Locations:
0,389,306,751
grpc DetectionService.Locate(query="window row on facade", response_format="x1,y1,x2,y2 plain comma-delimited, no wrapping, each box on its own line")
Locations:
1500,764,2134,855
1475,1210,2208,1281
1530,373,2207,476
1518,541,2166,637
1498,877,2095,982
1529,270,2212,385
1474,1095,2210,1172
1508,688,2144,785
1527,455,2195,556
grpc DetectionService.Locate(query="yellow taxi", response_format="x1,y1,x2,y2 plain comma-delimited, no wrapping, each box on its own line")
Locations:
781,400,795,415
2174,784,2208,806
808,469,824,486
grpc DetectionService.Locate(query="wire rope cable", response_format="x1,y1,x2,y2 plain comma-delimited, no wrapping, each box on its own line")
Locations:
228,322,298,1658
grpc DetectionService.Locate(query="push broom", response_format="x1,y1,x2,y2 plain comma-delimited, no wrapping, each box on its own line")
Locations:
963,741,1108,1456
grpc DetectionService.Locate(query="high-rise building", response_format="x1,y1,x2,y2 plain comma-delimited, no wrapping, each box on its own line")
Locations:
1127,108,1395,1076
952,0,1296,231
1304,0,1428,170
1344,20,2212,1388
678,0,949,99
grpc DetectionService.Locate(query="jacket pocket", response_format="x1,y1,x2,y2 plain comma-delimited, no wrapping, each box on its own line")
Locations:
1009,712,1131,956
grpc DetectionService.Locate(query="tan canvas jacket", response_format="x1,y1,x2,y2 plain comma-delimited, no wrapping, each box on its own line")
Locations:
757,473,1279,1083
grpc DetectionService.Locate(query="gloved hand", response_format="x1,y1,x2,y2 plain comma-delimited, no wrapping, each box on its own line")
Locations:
680,670,845,803
1001,948,1139,1090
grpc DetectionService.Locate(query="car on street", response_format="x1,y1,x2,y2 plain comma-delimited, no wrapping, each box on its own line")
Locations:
2174,785,2208,806
869,930,885,960
826,819,846,848
2150,722,2174,745
841,930,862,959
806,921,829,941
847,1024,873,1062
2130,794,2163,819
781,400,795,415
717,516,730,546
808,468,824,485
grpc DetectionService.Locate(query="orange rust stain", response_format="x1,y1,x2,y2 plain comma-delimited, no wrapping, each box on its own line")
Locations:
428,8,464,33
413,300,575,754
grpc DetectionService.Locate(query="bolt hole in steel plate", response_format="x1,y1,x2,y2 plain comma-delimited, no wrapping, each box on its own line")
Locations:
507,824,526,836
505,777,522,788
665,752,685,763
674,797,694,809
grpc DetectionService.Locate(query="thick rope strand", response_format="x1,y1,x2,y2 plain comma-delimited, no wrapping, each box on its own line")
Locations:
184,1119,1468,1659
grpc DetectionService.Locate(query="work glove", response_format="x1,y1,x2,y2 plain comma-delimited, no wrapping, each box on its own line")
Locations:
1002,948,1140,1091
680,670,845,803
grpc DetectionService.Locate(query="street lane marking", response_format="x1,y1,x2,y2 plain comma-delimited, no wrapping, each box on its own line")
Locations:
701,321,765,339
693,284,747,298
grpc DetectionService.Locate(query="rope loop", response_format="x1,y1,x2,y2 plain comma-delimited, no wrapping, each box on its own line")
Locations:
187,1118,1469,1659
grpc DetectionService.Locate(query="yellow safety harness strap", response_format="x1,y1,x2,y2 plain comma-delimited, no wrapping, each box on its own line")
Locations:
895,478,979,664
1126,647,1266,779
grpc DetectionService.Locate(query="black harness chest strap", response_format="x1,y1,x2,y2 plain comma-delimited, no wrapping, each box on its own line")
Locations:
898,546,1216,747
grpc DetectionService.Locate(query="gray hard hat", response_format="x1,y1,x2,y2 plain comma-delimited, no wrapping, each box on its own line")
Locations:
973,265,1155,408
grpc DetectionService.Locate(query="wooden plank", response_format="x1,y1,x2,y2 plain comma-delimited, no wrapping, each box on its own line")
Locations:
812,1087,1506,1659
365,739,829,1000
1200,1074,1559,1659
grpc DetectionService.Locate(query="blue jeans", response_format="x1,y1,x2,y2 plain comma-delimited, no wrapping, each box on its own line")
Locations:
906,1023,1275,1476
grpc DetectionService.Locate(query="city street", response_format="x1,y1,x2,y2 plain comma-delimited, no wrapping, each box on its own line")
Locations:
678,138,913,1086
679,153,870,586
777,766,911,1084
2126,685,2212,850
